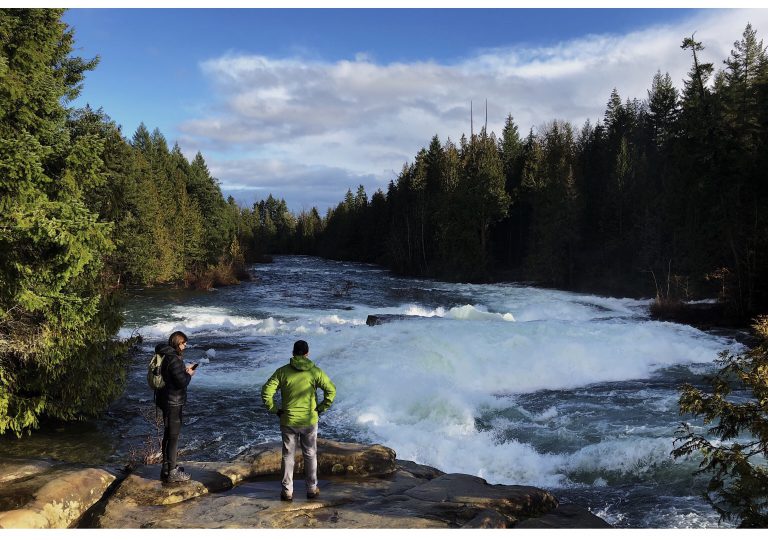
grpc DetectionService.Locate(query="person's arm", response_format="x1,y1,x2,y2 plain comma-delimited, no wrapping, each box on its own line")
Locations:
261,370,281,414
167,355,192,388
315,370,336,414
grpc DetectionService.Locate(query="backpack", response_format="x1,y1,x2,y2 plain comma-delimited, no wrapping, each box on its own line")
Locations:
147,353,166,391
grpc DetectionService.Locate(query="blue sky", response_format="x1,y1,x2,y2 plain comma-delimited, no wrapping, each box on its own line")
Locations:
61,8,768,212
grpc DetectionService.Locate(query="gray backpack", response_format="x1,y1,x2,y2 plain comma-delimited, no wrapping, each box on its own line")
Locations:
147,353,166,391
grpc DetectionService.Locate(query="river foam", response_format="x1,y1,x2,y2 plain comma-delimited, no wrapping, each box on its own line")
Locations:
119,256,741,526
129,300,734,489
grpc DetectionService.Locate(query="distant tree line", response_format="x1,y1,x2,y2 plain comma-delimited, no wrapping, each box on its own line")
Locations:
248,23,768,323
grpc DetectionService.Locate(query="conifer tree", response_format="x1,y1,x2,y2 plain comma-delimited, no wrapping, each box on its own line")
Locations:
673,316,768,527
522,122,580,286
647,71,680,149
721,23,766,146
188,152,232,263
0,9,128,435
493,115,523,266
450,130,509,279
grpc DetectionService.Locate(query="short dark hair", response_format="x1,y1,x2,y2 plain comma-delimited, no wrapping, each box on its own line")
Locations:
293,340,309,356
169,331,188,354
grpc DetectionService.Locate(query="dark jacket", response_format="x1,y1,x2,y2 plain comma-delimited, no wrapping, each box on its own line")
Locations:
155,343,191,408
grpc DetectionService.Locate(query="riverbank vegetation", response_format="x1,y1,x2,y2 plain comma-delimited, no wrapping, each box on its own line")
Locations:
673,315,768,527
0,9,248,436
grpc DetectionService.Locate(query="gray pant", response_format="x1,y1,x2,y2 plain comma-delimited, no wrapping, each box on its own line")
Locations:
280,423,318,495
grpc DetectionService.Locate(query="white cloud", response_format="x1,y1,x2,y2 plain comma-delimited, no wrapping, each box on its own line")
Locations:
178,9,768,211
208,157,379,213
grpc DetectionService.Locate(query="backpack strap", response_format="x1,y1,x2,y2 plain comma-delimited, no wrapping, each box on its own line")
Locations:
160,354,168,384
155,354,166,429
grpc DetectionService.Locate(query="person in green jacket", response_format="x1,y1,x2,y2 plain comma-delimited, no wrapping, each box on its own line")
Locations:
261,339,336,502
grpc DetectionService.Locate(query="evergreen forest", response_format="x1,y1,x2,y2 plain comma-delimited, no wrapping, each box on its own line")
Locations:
1,8,768,438
262,24,768,329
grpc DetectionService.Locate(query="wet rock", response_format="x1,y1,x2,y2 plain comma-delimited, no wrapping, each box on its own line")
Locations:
236,438,397,478
403,473,557,517
6,441,608,529
98,460,569,529
515,503,612,528
461,508,514,528
396,460,445,480
365,314,430,326
0,464,117,528
100,476,444,529
105,463,238,508
0,458,53,484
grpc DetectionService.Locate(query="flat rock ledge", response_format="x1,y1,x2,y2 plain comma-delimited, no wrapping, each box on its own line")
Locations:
0,439,609,529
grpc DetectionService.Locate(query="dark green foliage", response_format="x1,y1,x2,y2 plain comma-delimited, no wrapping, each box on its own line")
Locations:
520,121,580,286
88,122,239,288
0,9,246,436
188,152,233,264
451,130,509,279
0,8,127,435
647,71,680,149
492,116,523,267
360,131,507,280
249,194,295,256
672,316,768,527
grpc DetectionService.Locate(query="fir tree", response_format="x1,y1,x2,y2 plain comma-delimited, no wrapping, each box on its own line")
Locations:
0,9,128,435
673,316,768,527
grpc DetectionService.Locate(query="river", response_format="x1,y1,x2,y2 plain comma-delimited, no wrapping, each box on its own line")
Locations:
0,255,745,528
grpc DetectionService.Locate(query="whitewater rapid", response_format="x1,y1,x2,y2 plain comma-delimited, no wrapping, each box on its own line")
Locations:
120,257,739,519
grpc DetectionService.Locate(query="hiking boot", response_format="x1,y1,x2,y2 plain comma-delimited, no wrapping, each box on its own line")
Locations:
165,466,191,483
280,490,293,502
307,487,320,499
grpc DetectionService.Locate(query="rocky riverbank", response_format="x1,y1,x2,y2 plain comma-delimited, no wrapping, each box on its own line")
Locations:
0,439,609,529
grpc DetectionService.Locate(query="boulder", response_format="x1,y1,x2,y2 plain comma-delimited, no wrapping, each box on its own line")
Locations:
395,460,444,480
515,503,612,528
105,463,238,507
0,458,53,484
403,473,558,521
0,465,117,528
462,508,514,528
365,314,430,326
236,438,397,478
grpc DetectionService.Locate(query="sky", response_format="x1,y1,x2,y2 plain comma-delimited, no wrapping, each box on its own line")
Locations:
58,6,768,213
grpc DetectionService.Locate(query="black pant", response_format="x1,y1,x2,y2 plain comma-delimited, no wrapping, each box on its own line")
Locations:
160,404,183,474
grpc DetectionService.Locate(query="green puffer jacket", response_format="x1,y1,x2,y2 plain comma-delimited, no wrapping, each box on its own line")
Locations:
261,355,336,427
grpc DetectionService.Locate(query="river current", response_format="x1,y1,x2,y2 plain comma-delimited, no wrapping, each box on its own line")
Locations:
0,255,746,528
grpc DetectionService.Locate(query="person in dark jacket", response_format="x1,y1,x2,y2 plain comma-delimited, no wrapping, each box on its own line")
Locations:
155,330,196,483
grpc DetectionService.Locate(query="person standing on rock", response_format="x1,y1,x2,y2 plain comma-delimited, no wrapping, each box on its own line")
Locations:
155,330,196,483
261,339,336,502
